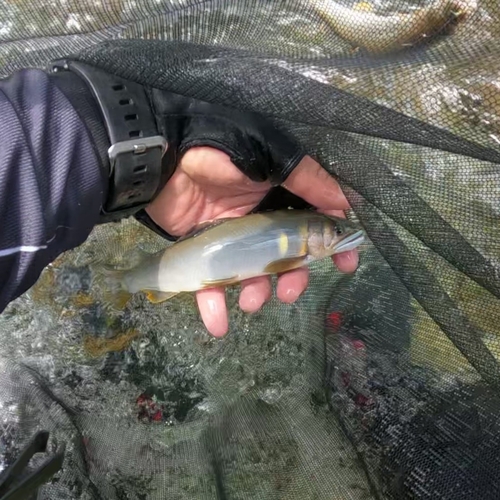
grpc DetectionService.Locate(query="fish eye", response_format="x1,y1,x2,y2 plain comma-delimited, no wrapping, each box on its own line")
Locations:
335,226,344,235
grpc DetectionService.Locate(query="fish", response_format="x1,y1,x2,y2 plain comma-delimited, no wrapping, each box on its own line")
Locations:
94,209,365,308
309,0,475,55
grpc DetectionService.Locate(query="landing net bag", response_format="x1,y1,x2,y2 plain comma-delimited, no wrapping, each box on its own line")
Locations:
0,1,499,499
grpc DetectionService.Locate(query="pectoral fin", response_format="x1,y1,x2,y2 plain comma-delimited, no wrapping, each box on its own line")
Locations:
201,276,240,288
264,256,307,274
143,290,179,303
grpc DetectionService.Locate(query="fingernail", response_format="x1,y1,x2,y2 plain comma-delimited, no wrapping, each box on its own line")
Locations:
248,297,259,308
334,250,359,273
341,250,356,261
283,288,300,303
242,296,263,313
207,323,228,338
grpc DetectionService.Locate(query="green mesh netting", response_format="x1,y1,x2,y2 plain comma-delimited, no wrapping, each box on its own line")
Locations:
0,1,499,499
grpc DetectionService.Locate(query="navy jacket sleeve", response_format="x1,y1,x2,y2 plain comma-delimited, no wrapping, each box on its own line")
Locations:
0,68,108,313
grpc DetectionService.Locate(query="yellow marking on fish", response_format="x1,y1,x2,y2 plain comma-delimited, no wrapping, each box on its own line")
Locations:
279,232,289,256
143,290,178,303
353,1,374,12
300,222,309,255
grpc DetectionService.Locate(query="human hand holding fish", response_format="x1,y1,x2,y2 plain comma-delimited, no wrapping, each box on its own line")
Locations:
90,78,363,337
142,146,361,338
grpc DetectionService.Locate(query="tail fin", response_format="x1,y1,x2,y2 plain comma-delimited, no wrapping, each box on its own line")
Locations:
92,265,133,310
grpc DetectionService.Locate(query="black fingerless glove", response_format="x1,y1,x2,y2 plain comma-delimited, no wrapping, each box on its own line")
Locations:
148,88,304,184
48,59,305,240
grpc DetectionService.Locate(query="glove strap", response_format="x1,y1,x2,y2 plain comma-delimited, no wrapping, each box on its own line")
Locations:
134,208,179,241
49,60,168,223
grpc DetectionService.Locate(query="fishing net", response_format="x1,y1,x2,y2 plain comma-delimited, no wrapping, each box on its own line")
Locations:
0,0,499,498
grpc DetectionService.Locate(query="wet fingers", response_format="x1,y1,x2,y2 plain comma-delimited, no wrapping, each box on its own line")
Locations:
333,250,359,273
276,267,309,303
282,156,350,211
319,208,360,273
196,287,229,338
239,276,273,312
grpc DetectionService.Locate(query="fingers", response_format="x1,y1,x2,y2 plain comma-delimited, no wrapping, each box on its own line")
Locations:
196,276,273,338
320,208,360,274
282,156,360,274
239,276,273,312
318,208,347,219
196,269,310,338
196,288,229,338
282,155,350,211
333,250,359,273
276,267,310,303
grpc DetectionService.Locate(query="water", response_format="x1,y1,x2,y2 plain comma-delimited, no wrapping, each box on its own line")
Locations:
0,1,499,498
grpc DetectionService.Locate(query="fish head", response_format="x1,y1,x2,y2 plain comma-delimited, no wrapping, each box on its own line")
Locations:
307,215,365,259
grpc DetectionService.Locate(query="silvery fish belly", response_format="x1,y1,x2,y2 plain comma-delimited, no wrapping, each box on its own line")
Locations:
159,214,311,292
108,210,364,305
151,210,364,293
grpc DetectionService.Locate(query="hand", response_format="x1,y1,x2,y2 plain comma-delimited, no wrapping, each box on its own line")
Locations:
145,146,358,338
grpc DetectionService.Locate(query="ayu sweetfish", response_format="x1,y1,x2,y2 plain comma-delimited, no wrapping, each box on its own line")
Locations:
98,209,365,307
309,0,473,55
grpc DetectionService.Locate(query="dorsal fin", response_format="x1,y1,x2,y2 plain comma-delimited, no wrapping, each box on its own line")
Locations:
176,218,235,243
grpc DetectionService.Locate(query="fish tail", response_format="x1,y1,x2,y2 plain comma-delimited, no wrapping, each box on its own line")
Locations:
92,265,133,310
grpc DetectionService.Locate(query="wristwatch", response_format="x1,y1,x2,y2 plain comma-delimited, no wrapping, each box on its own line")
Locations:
49,59,178,240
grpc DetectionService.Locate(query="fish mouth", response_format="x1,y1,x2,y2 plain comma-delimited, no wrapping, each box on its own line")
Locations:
333,230,365,254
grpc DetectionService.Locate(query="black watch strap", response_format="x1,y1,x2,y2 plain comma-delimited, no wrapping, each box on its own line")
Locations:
49,59,168,223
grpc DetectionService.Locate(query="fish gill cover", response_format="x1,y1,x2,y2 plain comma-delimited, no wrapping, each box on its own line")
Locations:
0,0,499,499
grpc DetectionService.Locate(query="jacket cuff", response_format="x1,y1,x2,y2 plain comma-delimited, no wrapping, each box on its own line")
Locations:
48,68,111,204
